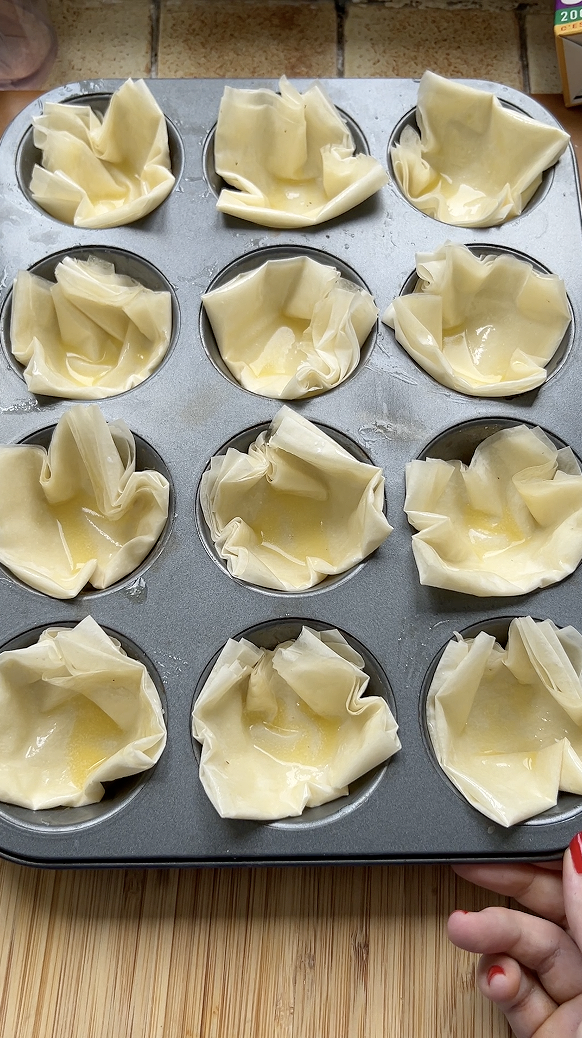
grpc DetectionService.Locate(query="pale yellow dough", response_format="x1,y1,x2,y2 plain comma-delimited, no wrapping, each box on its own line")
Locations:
405,425,582,596
192,626,400,820
30,79,175,228
200,406,391,591
427,617,582,826
214,76,388,227
202,256,377,398
391,71,570,227
383,242,570,396
0,405,169,598
0,616,166,811
11,256,172,398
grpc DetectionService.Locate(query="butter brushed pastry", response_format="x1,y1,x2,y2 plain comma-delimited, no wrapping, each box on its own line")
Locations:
427,617,582,826
11,255,172,398
0,405,169,598
214,77,388,227
29,79,175,228
383,242,570,396
391,71,570,227
202,255,377,398
405,425,582,596
192,626,400,820
200,406,391,591
0,617,166,811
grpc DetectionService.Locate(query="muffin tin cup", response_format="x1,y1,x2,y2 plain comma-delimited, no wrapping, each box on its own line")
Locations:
0,78,581,867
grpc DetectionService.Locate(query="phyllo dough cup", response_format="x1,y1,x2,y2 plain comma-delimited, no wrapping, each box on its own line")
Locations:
29,79,175,228
405,424,582,596
202,255,377,399
11,255,173,398
426,616,582,826
391,71,570,227
214,76,389,227
192,626,401,820
200,406,392,591
383,242,570,396
0,405,170,598
0,616,166,810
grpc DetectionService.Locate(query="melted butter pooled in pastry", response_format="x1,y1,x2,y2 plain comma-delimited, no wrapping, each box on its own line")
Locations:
241,485,336,564
50,494,125,572
462,505,526,558
244,690,340,766
67,696,123,787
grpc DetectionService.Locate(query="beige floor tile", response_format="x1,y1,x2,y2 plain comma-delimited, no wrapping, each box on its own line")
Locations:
44,0,152,89
158,0,337,78
344,5,523,88
527,13,562,93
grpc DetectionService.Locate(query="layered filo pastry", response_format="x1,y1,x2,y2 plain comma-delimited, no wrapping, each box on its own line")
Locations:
427,617,582,826
11,255,173,398
29,79,175,228
0,617,166,810
202,255,377,399
404,425,582,596
214,76,388,227
192,626,400,819
383,242,570,396
0,405,169,598
200,407,391,591
391,71,570,227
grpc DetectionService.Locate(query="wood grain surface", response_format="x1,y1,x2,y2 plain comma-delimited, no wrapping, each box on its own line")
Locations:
1,89,581,1038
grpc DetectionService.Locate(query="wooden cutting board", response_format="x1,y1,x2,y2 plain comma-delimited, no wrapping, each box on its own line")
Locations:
1,89,580,1038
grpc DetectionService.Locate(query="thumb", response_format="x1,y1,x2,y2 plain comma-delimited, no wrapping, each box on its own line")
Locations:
563,832,582,951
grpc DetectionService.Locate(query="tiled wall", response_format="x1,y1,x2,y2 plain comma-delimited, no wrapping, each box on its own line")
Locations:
44,0,560,94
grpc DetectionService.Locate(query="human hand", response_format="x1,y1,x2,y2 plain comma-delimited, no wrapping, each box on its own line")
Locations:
448,834,582,1037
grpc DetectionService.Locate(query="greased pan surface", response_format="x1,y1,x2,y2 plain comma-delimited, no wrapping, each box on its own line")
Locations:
0,78,580,867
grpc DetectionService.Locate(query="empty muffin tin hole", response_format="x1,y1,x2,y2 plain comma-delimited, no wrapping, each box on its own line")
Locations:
195,418,385,596
397,244,573,389
419,616,582,827
203,106,370,198
0,622,166,833
417,416,571,466
1,245,180,393
200,244,377,396
15,91,184,221
387,101,555,224
0,424,175,599
191,617,396,829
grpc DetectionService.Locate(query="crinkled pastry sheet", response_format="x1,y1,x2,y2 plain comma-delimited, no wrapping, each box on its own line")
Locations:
391,70,570,227
405,425,582,596
0,616,166,810
383,242,570,396
427,616,582,826
192,626,401,819
30,78,175,228
0,404,169,598
202,255,377,399
214,76,389,227
11,255,173,398
200,405,391,591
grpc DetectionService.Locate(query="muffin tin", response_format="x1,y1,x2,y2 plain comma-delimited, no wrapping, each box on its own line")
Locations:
0,77,581,867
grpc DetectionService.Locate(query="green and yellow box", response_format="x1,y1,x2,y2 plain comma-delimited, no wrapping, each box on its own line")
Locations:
555,0,582,106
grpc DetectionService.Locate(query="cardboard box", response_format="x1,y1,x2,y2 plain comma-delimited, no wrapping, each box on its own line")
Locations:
555,0,582,106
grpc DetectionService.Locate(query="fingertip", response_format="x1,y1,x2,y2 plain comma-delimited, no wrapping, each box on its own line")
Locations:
447,909,471,942
477,955,521,1006
568,831,582,876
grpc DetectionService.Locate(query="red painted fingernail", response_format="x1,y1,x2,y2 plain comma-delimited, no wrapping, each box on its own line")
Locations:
569,832,582,875
487,965,505,985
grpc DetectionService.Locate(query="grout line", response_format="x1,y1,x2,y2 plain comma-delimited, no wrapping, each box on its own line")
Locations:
335,0,346,78
150,0,161,78
516,4,531,93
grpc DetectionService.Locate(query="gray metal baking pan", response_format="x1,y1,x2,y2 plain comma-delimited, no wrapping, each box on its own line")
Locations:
0,78,581,867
